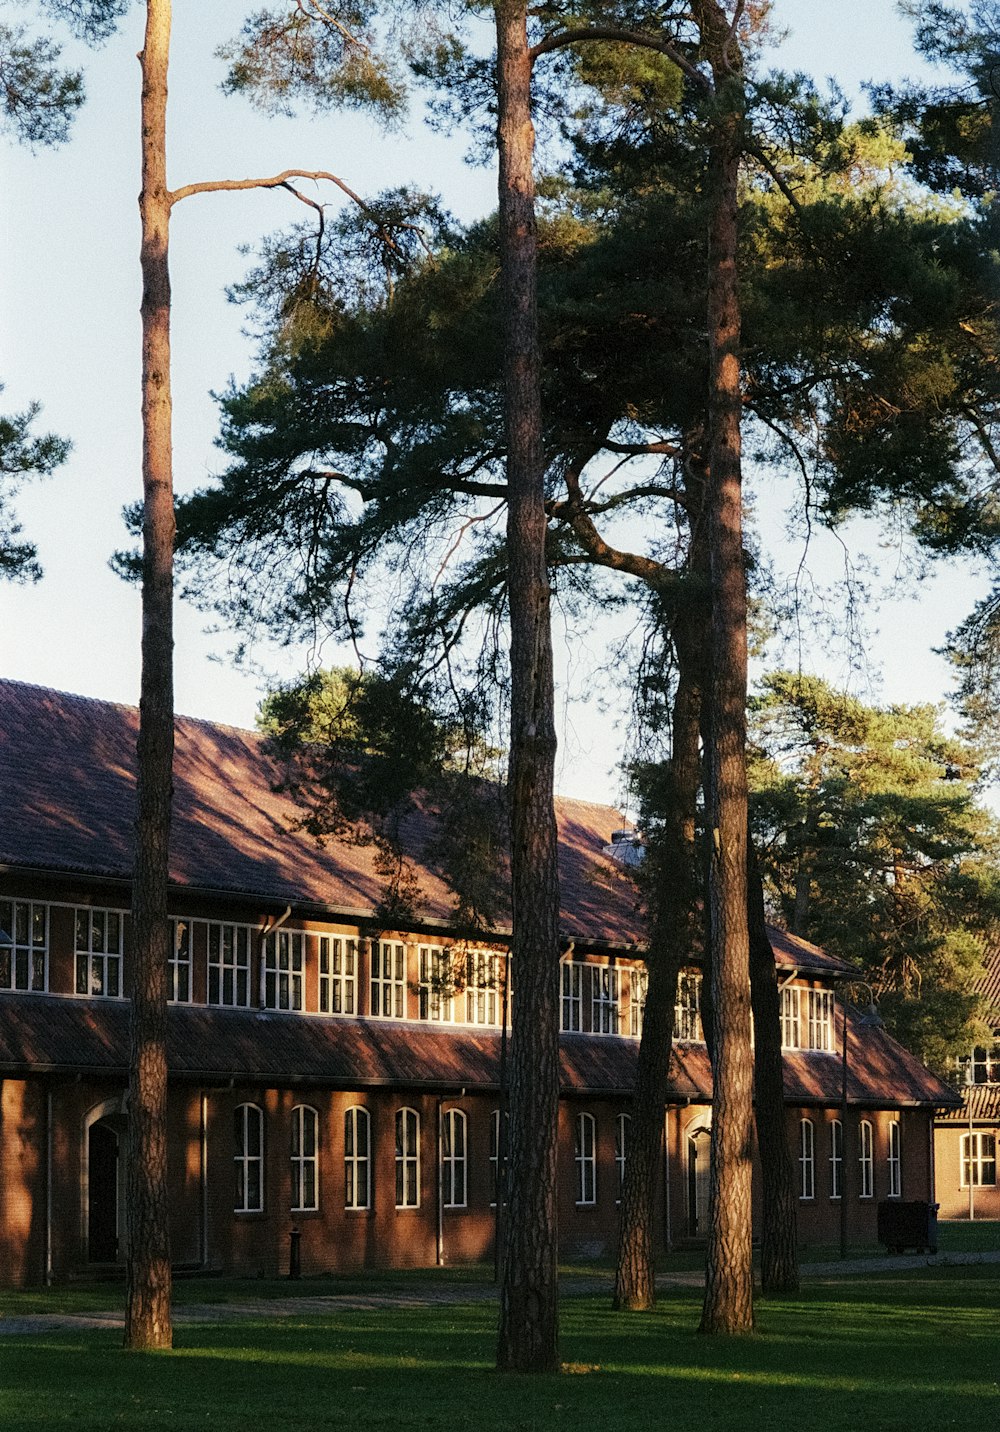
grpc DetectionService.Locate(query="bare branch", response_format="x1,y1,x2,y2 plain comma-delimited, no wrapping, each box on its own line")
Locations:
169,167,368,209
603,437,687,458
551,458,682,591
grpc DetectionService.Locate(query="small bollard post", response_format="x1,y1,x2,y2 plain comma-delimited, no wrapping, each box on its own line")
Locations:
289,1226,301,1280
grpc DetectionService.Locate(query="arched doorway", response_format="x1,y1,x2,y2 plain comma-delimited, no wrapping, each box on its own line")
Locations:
84,1103,125,1264
687,1124,711,1237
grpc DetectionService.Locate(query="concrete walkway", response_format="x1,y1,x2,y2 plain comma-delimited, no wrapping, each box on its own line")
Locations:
2,1250,998,1338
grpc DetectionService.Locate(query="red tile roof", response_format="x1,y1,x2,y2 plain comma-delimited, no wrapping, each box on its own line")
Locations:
767,926,859,978
0,680,643,947
0,994,960,1107
937,1081,1000,1123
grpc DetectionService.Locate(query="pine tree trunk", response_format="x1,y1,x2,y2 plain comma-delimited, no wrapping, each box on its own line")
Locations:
747,833,799,1294
494,0,561,1375
697,1,754,1337
613,463,708,1311
125,0,174,1352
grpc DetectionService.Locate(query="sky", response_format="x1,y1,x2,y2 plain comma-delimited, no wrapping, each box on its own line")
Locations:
0,0,987,810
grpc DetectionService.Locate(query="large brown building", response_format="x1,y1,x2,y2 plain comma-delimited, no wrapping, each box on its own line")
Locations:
0,681,959,1286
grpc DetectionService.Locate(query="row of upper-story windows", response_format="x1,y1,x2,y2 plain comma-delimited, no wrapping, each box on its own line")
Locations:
797,1116,902,1201
1,896,840,1050
0,898,510,1028
559,962,701,1041
590,969,835,1052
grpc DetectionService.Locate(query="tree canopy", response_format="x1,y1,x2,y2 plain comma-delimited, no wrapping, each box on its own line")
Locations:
749,671,998,1072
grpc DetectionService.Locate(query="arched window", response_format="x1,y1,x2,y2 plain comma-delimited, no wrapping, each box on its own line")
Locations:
442,1109,467,1208
291,1105,319,1211
829,1119,843,1200
615,1112,630,1199
344,1106,371,1210
859,1120,874,1199
887,1119,901,1198
962,1133,997,1187
235,1103,264,1213
490,1108,508,1208
575,1112,597,1206
799,1118,815,1201
395,1107,420,1209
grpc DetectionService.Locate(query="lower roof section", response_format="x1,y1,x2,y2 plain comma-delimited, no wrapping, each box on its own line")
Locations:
0,994,960,1109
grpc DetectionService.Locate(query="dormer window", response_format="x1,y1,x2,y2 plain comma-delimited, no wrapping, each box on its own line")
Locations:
592,965,620,1034
561,959,582,1032
674,971,702,1042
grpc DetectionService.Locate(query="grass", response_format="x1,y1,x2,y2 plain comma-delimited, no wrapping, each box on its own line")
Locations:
0,1266,997,1432
2,1222,996,1318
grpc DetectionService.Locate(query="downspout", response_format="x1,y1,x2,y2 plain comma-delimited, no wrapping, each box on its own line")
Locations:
258,906,292,1004
200,1090,209,1268
663,1106,672,1254
436,1096,444,1266
666,1097,692,1251
45,1086,53,1286
494,947,511,1284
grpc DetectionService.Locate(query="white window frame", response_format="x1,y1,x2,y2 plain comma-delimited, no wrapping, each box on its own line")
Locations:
344,1106,371,1210
207,921,252,1007
291,1104,319,1212
0,898,48,992
615,1112,630,1201
418,945,455,1023
395,1107,420,1209
235,1103,264,1213
318,936,356,1015
261,928,304,1011
961,1043,1000,1085
674,971,702,1042
629,968,647,1038
799,1118,815,1200
170,918,192,1004
961,1132,997,1187
465,950,500,1027
859,1119,874,1199
74,905,125,999
887,1119,901,1198
780,985,801,1049
807,989,834,1051
489,1108,508,1208
442,1108,467,1209
575,1111,597,1206
561,959,582,1032
829,1119,843,1200
371,941,406,1019
591,965,620,1035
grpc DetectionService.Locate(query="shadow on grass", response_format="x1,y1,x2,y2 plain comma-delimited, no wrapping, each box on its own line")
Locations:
1,1270,998,1432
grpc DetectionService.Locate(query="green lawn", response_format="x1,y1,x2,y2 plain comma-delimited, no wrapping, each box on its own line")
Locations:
1,1267,997,1432
2,1221,997,1318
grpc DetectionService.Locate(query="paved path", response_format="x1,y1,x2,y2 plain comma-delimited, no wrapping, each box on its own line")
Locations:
2,1250,998,1338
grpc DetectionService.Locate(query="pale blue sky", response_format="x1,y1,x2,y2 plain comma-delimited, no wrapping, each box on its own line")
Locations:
0,1,985,807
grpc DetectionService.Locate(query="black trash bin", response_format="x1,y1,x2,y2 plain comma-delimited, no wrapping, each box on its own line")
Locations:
877,1200,938,1254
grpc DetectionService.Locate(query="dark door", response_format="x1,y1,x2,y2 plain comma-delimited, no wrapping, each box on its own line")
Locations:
88,1121,119,1262
687,1128,711,1237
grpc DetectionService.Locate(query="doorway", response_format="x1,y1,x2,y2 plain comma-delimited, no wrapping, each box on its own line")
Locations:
87,1117,123,1263
687,1125,711,1237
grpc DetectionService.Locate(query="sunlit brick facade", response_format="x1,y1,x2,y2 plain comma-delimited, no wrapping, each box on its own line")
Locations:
0,682,959,1285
